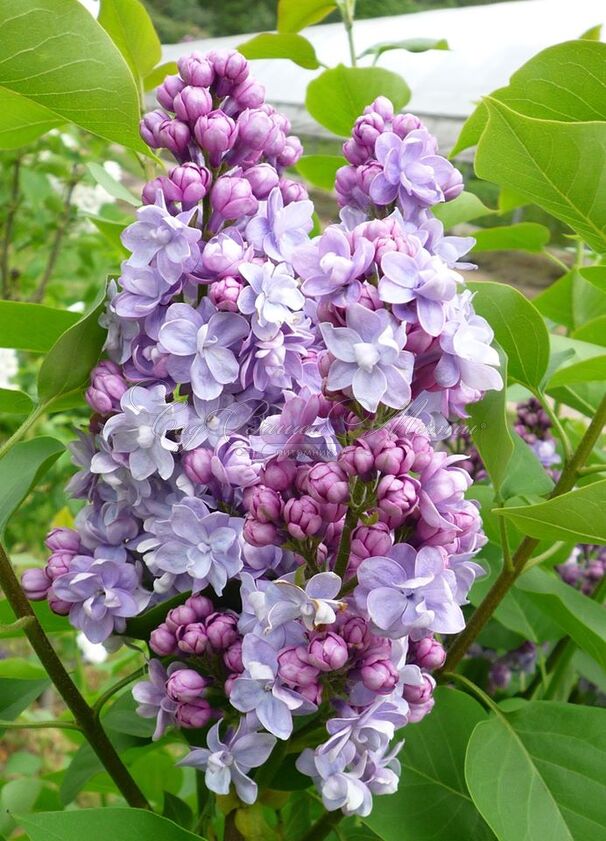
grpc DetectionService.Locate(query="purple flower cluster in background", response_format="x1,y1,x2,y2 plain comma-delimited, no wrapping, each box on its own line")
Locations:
22,52,506,814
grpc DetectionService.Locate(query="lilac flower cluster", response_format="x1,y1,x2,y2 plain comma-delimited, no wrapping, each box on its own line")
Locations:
22,53,504,814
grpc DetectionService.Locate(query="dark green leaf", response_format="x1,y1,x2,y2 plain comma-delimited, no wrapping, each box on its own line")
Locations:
364,688,495,841
99,0,162,83
163,793,193,831
0,662,49,731
37,292,106,404
238,33,320,70
306,65,410,137
471,222,550,253
468,344,513,493
296,155,344,190
125,591,189,640
0,437,64,534
0,389,35,415
431,191,495,228
103,692,155,739
358,38,449,61
495,479,606,544
517,567,606,671
466,280,550,389
0,598,69,638
60,732,146,804
0,302,78,353
17,809,203,841
497,432,555,500
277,0,336,32
465,702,606,841
0,0,147,152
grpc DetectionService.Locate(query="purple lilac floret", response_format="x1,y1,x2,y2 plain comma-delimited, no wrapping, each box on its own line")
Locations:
20,54,507,814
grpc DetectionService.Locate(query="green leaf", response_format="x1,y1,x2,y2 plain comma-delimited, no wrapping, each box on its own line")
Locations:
0,598,69,638
144,61,179,92
495,479,606,544
358,38,449,61
0,389,35,415
277,0,336,32
0,0,147,153
581,23,603,40
88,216,129,256
475,98,606,254
465,281,550,389
468,344,513,493
0,667,50,731
431,190,495,228
125,591,189,640
0,437,64,534
547,354,606,387
86,163,140,207
163,793,193,831
0,301,79,352
499,433,554,500
471,222,550,253
238,33,320,70
37,292,106,405
17,809,202,841
364,688,495,841
452,40,606,155
306,65,410,137
99,0,162,83
498,187,528,213
572,315,606,345
517,567,606,671
0,779,42,836
465,702,606,841
103,692,155,739
534,271,576,330
295,155,344,190
0,87,61,150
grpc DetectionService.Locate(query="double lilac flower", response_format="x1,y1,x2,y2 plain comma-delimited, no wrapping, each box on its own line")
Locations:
245,187,314,262
320,304,413,413
238,261,305,339
294,226,374,306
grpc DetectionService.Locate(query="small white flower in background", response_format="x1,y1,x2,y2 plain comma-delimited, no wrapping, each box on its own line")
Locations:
0,348,19,389
76,631,109,664
68,301,86,313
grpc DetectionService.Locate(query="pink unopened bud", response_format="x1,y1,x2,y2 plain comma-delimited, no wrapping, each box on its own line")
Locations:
279,177,309,204
178,53,215,87
339,440,375,480
194,112,238,166
46,550,74,580
278,646,320,687
211,50,249,93
183,447,213,485
156,74,185,111
403,673,435,705
48,593,71,615
298,682,323,706
243,516,278,547
166,604,199,632
86,360,128,415
176,698,213,728
205,612,239,651
45,527,81,553
412,636,446,670
177,622,208,656
150,623,178,656
174,85,213,124
140,110,165,148
277,135,303,168
377,474,419,528
407,696,435,723
21,568,52,601
392,113,423,138
185,594,214,620
340,616,368,648
237,108,275,151
284,496,323,541
360,656,399,694
350,523,393,566
261,458,297,492
223,640,244,673
308,632,348,672
244,163,280,200
231,77,265,109
245,485,282,523
168,163,212,207
208,275,243,312
307,462,349,505
159,119,191,159
224,673,239,697
166,668,208,703
210,176,258,221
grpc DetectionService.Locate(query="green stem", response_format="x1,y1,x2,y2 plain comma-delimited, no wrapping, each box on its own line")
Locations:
300,810,344,841
0,719,81,731
338,0,357,66
334,504,359,579
532,388,572,462
0,403,46,461
524,540,565,571
578,463,606,476
542,249,569,273
0,541,151,809
1,157,21,299
497,512,513,573
442,671,501,715
440,393,606,675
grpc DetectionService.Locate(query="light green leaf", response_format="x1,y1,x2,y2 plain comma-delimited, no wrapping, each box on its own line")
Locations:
37,292,106,404
0,661,50,729
0,87,61,150
88,216,129,256
468,344,513,493
534,271,575,330
546,333,606,416
498,187,528,213
99,0,161,83
144,61,179,92
581,23,603,40
517,567,606,671
465,702,606,841
499,433,554,500
465,281,550,389
572,315,606,345
277,0,336,32
0,0,147,153
471,222,550,253
306,65,410,137
0,389,35,415
0,779,42,836
358,38,449,61
238,33,320,70
475,99,606,254
86,163,140,207
0,598,69,638
495,479,606,544
431,191,495,228
17,809,202,841
296,154,344,190
0,301,79,352
0,437,64,534
547,354,606,387
364,688,494,841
